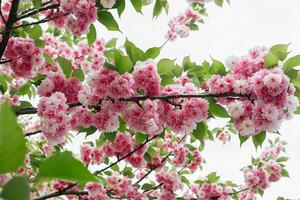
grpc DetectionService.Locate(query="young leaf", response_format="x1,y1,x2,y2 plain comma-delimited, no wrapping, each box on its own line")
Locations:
157,58,175,76
214,0,224,7
71,66,85,81
87,24,97,46
28,25,42,40
153,0,163,18
97,10,121,32
57,56,72,78
0,177,30,200
117,0,126,17
192,122,207,142
145,47,161,59
36,151,98,183
239,134,249,147
209,101,230,118
283,55,300,70
252,131,266,148
124,40,146,63
130,0,142,13
270,44,289,61
135,133,147,144
264,52,278,68
0,102,26,174
115,55,133,74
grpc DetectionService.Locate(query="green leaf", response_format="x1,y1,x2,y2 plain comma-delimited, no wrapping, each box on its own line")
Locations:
214,0,223,7
115,55,133,74
192,122,207,142
124,40,146,63
0,102,25,174
105,38,118,49
36,151,97,183
207,172,220,183
28,25,42,40
0,177,30,200
0,74,8,93
34,39,45,48
276,156,289,162
141,183,154,190
270,44,289,61
87,24,97,47
71,66,85,81
104,132,117,143
153,0,163,18
33,0,42,9
283,55,300,70
157,58,175,76
281,169,290,177
57,56,72,78
117,0,126,17
43,53,55,65
210,59,226,75
145,47,160,59
239,134,249,147
78,126,97,137
135,133,147,144
97,10,121,32
252,131,266,148
264,52,278,68
160,74,175,86
130,0,142,13
209,101,230,118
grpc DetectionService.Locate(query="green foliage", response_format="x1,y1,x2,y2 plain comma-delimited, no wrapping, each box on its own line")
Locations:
252,131,266,149
87,24,97,46
145,47,161,59
206,172,220,183
130,0,143,13
104,131,117,143
117,0,126,17
208,99,230,118
0,102,26,174
270,44,289,61
0,177,30,200
124,40,146,63
28,25,42,40
192,122,207,143
72,66,85,81
57,56,72,78
115,53,134,74
264,52,278,68
239,134,249,146
97,10,121,32
214,0,224,7
283,55,300,70
157,58,175,76
36,151,98,183
135,132,147,144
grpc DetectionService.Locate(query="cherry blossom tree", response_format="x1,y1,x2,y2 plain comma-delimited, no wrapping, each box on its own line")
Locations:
0,0,299,200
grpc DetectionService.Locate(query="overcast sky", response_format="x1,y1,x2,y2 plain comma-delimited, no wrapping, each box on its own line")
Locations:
71,1,300,199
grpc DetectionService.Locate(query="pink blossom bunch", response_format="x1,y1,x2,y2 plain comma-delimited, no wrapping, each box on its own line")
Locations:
132,59,161,96
191,183,232,200
156,171,182,191
187,150,203,170
207,47,299,136
172,145,187,166
105,175,147,199
80,144,104,165
85,182,109,200
3,38,44,77
37,92,70,144
43,0,97,36
166,9,202,41
38,73,83,103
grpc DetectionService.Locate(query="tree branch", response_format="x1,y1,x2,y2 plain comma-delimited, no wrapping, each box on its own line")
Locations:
16,3,60,21
16,93,248,116
0,0,20,61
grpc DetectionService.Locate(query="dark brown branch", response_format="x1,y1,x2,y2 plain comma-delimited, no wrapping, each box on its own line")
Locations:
16,3,60,21
25,130,42,137
34,190,87,200
13,13,69,29
95,135,159,175
0,0,20,61
18,0,53,17
0,59,12,64
16,93,248,116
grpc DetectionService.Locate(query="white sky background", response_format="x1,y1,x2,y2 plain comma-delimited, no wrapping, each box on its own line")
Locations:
69,0,300,199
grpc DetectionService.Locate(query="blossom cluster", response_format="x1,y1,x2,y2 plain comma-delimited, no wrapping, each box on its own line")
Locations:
166,9,202,41
37,92,70,144
45,0,97,36
206,47,299,136
3,38,44,77
240,143,285,199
